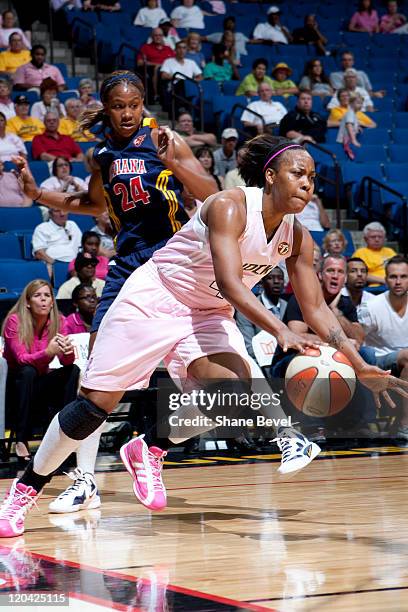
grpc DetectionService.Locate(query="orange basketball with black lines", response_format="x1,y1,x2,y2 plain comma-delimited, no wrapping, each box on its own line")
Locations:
285,346,356,417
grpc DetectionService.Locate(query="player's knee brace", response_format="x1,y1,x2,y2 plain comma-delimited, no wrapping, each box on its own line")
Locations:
58,396,108,440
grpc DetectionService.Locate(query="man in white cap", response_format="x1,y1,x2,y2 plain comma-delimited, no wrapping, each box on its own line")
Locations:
213,128,238,177
252,6,292,44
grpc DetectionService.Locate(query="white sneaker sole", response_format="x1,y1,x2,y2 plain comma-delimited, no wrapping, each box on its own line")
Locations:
48,495,101,514
278,442,321,475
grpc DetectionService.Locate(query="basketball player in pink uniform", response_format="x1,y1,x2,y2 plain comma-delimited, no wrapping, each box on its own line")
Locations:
1,135,407,537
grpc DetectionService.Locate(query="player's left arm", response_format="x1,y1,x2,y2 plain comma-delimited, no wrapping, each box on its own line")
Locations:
155,126,219,201
287,221,408,407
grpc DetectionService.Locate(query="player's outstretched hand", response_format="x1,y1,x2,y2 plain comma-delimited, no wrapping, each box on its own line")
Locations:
157,126,176,165
277,328,324,353
356,364,408,409
11,156,40,200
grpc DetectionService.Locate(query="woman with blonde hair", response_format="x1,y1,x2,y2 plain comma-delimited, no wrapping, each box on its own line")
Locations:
322,228,348,257
2,279,80,465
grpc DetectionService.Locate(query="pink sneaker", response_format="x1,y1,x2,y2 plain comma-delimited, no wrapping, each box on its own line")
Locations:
0,479,39,538
120,436,167,511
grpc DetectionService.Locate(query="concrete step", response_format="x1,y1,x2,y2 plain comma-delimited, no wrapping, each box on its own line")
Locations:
341,219,359,230
326,208,347,221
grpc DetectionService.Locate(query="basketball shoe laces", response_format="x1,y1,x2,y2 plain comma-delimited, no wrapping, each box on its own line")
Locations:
272,436,302,462
147,449,166,491
57,468,88,498
0,486,38,521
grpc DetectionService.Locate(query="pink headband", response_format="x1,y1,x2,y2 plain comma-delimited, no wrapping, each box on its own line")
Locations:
263,144,302,172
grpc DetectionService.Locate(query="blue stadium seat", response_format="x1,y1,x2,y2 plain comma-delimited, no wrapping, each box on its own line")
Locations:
79,142,95,154
383,163,408,182
366,112,394,128
68,214,94,233
341,162,384,185
388,144,408,162
0,207,43,233
372,97,394,112
71,162,88,180
25,141,32,161
55,63,69,79
64,77,83,90
361,128,390,145
394,113,408,129
342,32,371,49
222,80,239,96
0,234,23,260
391,128,408,143
29,161,50,184
58,91,79,104
16,91,39,105
53,261,70,290
351,145,388,163
0,261,49,294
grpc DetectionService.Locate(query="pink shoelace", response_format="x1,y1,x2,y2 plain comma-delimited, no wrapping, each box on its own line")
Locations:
0,487,37,520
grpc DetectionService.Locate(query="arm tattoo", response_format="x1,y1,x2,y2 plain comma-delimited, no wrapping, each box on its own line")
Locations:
326,327,347,349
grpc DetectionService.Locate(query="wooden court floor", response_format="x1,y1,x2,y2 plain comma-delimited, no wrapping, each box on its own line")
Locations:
0,450,408,611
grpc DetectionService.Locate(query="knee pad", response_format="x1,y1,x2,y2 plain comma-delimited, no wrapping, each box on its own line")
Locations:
58,396,108,440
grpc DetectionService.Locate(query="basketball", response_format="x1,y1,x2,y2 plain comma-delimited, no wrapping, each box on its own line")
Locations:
285,346,356,417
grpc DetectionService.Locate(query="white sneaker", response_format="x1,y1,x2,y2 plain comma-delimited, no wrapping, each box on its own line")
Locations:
273,430,321,475
48,468,101,513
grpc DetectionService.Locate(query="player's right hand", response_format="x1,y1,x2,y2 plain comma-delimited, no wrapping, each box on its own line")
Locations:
11,155,40,200
277,328,324,353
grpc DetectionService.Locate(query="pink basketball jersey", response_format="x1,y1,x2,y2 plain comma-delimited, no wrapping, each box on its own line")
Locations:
152,186,294,309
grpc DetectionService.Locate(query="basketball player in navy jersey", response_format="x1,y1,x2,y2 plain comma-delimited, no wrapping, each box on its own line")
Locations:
15,71,218,513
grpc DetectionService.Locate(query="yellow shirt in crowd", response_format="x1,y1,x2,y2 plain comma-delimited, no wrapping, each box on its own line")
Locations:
0,50,30,73
6,116,45,141
58,117,96,142
328,106,374,127
352,246,397,285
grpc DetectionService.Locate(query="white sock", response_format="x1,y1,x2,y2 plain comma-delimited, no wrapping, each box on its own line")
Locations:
33,414,81,476
76,424,105,475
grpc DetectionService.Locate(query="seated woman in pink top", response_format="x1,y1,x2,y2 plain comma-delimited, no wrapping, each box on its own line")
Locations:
65,284,98,334
68,231,109,281
349,0,379,32
2,279,80,465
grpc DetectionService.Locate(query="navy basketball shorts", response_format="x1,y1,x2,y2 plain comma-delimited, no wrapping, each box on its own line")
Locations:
91,239,169,333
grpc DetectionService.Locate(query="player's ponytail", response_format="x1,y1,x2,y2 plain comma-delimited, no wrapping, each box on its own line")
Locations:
79,105,105,133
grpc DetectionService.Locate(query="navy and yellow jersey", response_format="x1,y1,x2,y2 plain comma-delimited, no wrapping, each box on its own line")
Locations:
93,117,187,255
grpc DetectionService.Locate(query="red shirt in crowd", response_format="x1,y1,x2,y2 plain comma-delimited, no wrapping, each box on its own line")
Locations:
137,42,175,65
31,131,82,161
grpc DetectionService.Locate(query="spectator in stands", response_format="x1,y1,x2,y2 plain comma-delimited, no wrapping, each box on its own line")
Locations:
56,252,105,299
221,30,241,66
241,82,287,134
6,95,44,141
342,257,375,318
236,267,287,359
299,58,333,98
83,0,121,11
160,40,202,106
32,111,84,162
91,210,115,256
30,78,65,123
0,111,26,161
155,18,180,50
0,33,30,75
296,194,330,231
202,43,239,82
137,28,175,103
270,63,298,98
68,231,109,281
235,58,274,97
0,78,15,120
170,0,205,30
279,90,327,144
224,146,246,189
203,15,251,58
65,284,98,335
330,51,372,92
213,127,238,177
322,228,348,257
3,279,79,465
353,221,397,286
195,145,223,190
0,159,31,207
328,69,374,112
32,208,82,266
327,88,376,129
349,0,379,33
59,98,96,142
292,14,328,56
185,32,206,69
78,78,100,109
40,156,87,194
134,0,169,28
13,44,66,91
336,93,367,156
380,0,407,32
0,9,31,49
252,6,292,44
359,256,408,439
175,111,216,146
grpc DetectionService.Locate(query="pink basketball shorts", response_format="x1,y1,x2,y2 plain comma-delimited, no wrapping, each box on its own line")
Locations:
81,260,250,392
